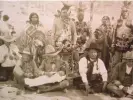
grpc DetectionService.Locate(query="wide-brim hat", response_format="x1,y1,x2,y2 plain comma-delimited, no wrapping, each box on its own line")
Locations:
44,45,63,56
76,2,86,14
84,42,101,52
61,1,72,11
123,51,133,60
121,7,129,13
0,35,17,42
19,47,33,56
121,1,131,13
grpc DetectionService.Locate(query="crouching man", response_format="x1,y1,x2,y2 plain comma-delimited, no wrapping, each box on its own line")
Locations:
79,43,108,94
13,47,43,90
107,51,133,99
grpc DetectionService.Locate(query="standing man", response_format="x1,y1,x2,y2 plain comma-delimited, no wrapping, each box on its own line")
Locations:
75,4,91,55
52,2,77,47
75,4,91,38
52,2,78,76
111,1,133,68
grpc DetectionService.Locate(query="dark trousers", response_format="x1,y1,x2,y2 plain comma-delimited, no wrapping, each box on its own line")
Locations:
0,66,14,81
73,75,103,93
112,51,123,68
109,51,123,80
107,83,125,97
107,82,133,98
88,74,103,93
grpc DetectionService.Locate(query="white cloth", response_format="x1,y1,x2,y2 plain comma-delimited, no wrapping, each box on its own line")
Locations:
126,65,132,75
79,57,107,84
24,73,66,87
127,85,133,94
0,21,10,36
0,44,20,67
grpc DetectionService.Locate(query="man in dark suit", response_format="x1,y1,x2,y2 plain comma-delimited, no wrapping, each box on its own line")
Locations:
107,51,133,99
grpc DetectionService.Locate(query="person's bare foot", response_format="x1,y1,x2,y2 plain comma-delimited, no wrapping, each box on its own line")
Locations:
36,89,41,94
63,88,68,93
16,89,25,95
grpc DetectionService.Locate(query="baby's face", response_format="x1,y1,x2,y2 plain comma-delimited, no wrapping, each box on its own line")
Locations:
58,71,65,76
55,41,62,47
34,39,43,47
64,41,71,48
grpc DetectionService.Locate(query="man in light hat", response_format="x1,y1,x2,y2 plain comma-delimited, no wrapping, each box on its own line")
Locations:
78,42,108,94
0,35,20,81
107,51,133,98
20,44,70,93
13,46,43,90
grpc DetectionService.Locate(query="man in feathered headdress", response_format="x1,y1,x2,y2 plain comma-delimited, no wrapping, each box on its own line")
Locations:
76,2,91,38
111,1,133,69
52,1,77,47
75,2,91,55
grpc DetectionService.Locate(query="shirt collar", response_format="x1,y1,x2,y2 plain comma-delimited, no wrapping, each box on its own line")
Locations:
126,64,132,70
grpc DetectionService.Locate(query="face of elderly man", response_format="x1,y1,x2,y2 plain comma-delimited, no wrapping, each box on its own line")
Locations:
87,49,98,60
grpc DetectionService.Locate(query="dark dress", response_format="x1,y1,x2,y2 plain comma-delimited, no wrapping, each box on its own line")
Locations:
94,24,113,70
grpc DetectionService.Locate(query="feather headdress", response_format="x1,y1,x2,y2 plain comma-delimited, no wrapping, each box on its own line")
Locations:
76,2,86,14
121,1,132,12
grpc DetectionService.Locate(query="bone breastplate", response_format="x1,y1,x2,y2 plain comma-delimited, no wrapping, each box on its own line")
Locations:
116,21,132,39
115,20,133,52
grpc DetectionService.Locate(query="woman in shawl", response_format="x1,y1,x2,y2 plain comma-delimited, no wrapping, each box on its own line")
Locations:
17,12,46,52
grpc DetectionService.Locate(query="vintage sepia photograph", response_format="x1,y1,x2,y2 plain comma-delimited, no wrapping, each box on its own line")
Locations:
0,0,133,100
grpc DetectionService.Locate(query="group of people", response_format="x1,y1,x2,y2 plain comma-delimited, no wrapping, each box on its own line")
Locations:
0,1,133,99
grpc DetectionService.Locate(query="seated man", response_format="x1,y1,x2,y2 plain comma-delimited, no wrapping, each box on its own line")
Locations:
79,43,108,94
25,45,70,93
107,51,133,99
13,47,43,89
